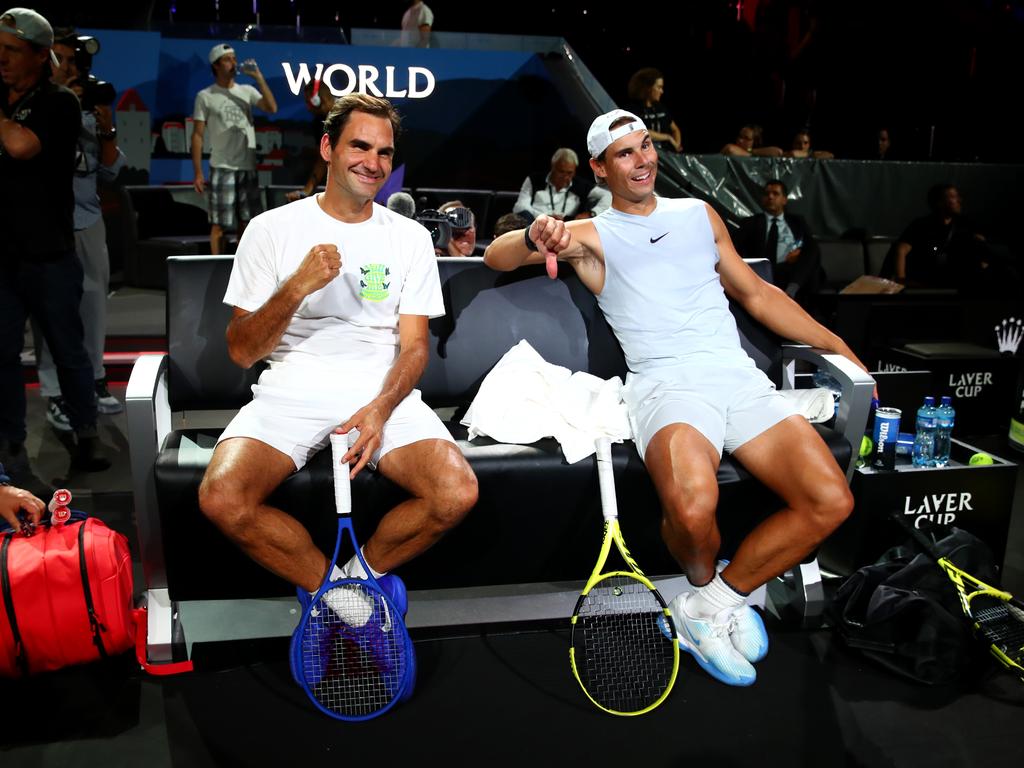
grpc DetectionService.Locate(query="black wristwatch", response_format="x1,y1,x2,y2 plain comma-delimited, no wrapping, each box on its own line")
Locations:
97,127,116,141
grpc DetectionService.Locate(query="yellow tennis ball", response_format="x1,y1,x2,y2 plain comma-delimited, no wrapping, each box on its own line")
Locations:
969,452,994,466
859,435,873,457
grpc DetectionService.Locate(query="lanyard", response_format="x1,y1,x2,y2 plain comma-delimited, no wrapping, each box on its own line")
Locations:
546,184,569,215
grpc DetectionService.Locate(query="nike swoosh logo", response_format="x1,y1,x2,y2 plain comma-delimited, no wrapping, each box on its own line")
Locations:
650,232,669,243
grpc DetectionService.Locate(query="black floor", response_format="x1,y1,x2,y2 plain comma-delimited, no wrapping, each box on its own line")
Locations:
3,289,1024,766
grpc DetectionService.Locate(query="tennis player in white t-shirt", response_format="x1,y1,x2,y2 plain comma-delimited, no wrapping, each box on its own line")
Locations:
199,94,478,606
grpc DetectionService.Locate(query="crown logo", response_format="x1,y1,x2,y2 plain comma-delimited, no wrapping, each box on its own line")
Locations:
995,317,1023,355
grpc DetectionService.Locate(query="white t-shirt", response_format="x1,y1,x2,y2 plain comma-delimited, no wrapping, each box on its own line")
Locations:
193,83,262,170
224,196,445,374
400,2,434,46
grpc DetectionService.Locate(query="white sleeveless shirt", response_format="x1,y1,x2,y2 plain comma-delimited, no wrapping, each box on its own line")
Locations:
592,197,753,375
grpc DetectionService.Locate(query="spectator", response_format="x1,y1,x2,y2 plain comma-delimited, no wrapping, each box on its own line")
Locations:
514,147,611,222
890,183,1000,290
285,77,335,203
0,461,44,533
733,178,821,309
34,28,127,432
0,7,109,473
192,43,278,254
626,67,682,153
721,124,783,157
492,212,529,238
787,129,833,159
437,200,477,257
400,1,433,48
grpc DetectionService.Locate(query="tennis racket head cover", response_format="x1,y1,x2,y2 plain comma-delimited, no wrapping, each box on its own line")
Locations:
569,438,679,716
289,431,415,721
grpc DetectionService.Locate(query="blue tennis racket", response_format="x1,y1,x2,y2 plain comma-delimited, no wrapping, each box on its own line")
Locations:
289,431,415,720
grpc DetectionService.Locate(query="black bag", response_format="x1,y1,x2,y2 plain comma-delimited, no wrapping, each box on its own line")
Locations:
830,525,1000,685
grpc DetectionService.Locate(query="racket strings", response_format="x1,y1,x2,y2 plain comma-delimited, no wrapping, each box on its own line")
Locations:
973,600,1024,661
300,583,406,717
573,576,676,712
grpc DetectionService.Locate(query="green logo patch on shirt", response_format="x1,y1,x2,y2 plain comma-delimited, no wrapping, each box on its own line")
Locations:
359,263,391,301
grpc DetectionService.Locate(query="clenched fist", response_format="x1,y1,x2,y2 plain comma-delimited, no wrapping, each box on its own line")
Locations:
291,243,342,297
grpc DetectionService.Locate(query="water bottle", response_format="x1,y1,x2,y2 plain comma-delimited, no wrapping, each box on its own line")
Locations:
912,396,937,467
933,395,955,467
812,369,841,420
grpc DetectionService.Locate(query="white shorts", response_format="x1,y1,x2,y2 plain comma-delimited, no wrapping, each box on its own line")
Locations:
216,365,455,470
623,363,799,460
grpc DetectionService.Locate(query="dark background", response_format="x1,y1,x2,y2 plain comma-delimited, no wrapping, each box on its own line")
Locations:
36,0,1024,163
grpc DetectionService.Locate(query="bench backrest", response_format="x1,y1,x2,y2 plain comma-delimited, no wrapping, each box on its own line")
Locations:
165,255,783,411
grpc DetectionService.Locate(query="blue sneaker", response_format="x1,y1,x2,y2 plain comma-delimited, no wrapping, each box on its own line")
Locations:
669,592,756,687
291,575,415,701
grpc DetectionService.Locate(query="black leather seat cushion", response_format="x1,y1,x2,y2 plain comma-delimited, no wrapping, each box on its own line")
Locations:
156,419,849,601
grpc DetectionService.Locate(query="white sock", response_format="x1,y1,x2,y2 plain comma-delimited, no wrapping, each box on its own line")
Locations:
685,573,746,619
337,547,386,581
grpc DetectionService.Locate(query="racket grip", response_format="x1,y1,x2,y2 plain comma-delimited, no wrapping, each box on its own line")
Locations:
329,431,352,516
595,438,618,521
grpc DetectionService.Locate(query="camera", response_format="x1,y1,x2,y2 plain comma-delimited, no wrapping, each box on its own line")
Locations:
69,35,116,112
414,206,473,250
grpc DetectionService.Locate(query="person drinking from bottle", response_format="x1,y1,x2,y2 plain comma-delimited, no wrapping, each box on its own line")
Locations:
191,43,278,254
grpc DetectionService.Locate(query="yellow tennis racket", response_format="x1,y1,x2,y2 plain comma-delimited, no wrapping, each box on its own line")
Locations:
895,513,1024,683
569,438,680,715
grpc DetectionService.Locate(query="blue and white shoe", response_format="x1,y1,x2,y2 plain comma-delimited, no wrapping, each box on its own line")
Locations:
668,592,756,687
290,573,413,700
715,559,769,663
726,605,769,663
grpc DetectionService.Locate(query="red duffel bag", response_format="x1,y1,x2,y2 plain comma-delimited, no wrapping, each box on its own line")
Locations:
0,503,135,677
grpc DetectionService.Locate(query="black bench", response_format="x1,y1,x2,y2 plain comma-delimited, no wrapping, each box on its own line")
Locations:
126,255,873,663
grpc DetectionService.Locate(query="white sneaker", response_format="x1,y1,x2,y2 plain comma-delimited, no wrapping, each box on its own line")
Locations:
317,583,374,627
95,379,124,415
670,592,756,687
46,398,73,432
726,605,769,663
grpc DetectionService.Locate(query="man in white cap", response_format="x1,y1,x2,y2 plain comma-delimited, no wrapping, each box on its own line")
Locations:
485,109,868,687
192,42,277,254
1,7,111,476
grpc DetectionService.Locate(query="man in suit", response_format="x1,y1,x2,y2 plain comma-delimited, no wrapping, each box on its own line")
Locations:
734,179,821,310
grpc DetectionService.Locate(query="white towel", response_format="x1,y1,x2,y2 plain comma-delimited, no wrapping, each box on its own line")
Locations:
461,340,632,463
777,387,836,423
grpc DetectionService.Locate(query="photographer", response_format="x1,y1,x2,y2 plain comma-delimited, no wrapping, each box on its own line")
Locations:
34,28,126,432
417,201,477,257
0,7,109,475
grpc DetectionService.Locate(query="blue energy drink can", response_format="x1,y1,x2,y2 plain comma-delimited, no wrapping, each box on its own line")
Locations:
872,407,901,469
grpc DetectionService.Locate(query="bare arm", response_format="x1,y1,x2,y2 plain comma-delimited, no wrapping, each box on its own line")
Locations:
338,314,430,476
0,484,45,533
893,241,911,283
225,243,342,368
484,214,605,292
0,114,42,159
708,205,869,373
248,65,278,114
191,119,206,193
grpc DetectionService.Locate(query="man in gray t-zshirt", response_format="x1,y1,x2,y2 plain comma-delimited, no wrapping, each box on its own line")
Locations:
192,43,277,254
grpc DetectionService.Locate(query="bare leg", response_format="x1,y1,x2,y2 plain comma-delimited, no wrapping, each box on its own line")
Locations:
363,438,478,573
643,424,723,587
725,415,853,593
209,224,223,255
199,437,329,592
